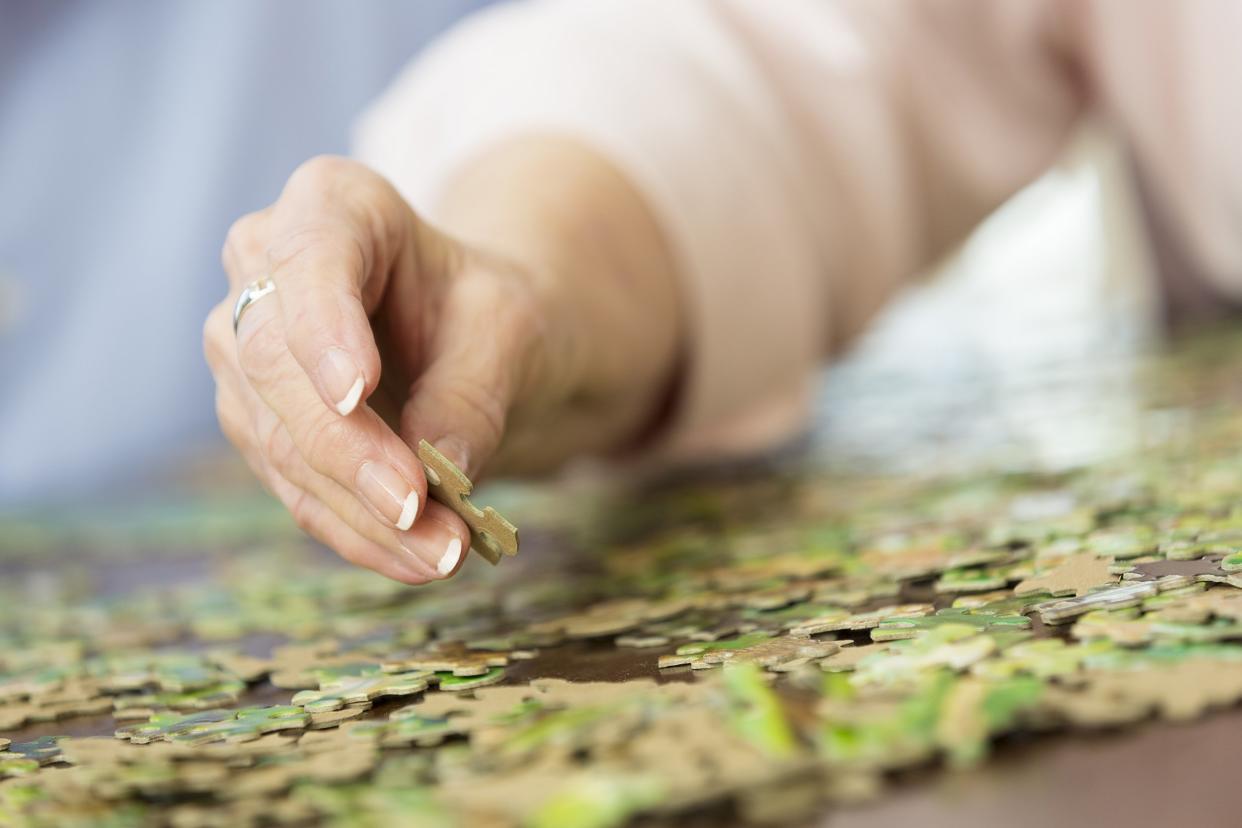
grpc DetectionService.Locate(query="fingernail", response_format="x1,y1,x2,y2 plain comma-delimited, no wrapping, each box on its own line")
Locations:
318,347,365,416
399,520,463,578
356,462,419,530
438,537,463,576
434,436,472,476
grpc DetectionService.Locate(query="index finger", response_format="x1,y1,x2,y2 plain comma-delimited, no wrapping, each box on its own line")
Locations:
261,156,414,417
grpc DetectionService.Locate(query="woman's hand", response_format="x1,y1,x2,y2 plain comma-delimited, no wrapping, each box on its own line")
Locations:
203,141,681,584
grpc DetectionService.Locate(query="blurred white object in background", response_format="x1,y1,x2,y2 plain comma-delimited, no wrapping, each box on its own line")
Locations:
813,122,1160,474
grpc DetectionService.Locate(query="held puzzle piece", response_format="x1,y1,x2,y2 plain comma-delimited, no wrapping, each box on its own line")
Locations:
418,439,519,565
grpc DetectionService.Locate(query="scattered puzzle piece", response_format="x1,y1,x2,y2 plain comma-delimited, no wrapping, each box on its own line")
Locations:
1,736,62,767
871,609,1030,642
659,632,777,669
115,706,309,746
1034,581,1162,625
380,642,509,677
1047,659,1242,724
852,626,1002,686
292,671,431,713
933,567,1012,594
971,638,1113,682
1148,585,1242,624
436,668,506,692
528,597,694,640
1014,551,1117,598
112,680,246,714
659,633,838,672
789,604,933,638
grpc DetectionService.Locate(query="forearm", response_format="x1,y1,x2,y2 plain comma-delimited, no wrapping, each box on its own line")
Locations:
433,135,685,465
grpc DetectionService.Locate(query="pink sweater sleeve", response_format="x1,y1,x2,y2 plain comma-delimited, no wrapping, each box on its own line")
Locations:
354,0,1242,457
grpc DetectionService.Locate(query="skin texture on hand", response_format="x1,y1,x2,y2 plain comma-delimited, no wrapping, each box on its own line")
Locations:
203,139,681,585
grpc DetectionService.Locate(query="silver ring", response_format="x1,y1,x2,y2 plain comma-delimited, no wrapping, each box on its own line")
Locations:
232,278,277,334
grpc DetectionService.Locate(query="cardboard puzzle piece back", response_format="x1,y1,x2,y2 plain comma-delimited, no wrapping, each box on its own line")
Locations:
418,439,518,564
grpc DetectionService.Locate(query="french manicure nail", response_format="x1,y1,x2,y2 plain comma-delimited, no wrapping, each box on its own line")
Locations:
438,537,463,576
357,462,418,529
318,347,364,415
399,520,462,578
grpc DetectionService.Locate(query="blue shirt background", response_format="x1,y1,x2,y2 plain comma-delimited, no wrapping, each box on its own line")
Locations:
0,1,493,504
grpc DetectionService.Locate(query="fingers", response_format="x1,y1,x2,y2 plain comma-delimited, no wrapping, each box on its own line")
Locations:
233,289,419,529
209,158,479,584
264,462,447,586
401,362,507,478
210,361,436,583
257,405,470,582
398,272,539,477
229,289,471,576
244,156,423,417
206,294,468,583
210,156,534,580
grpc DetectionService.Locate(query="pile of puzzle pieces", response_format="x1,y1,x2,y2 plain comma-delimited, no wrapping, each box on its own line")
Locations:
7,335,1242,826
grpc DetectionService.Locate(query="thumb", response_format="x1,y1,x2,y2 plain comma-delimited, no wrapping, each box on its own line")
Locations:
399,249,549,480
399,332,515,480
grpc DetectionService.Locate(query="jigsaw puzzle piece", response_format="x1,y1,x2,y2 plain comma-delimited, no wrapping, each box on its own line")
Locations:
292,671,431,713
872,609,1031,642
418,440,518,564
115,706,309,746
0,736,63,780
435,668,506,692
380,642,509,677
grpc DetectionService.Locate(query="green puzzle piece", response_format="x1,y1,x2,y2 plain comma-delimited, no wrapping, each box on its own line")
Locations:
952,591,1052,616
1084,642,1242,671
1087,527,1156,560
501,703,626,758
0,737,62,780
352,714,460,748
0,664,77,702
292,671,431,713
113,679,246,713
359,694,548,750
657,632,775,669
530,774,665,828
0,737,62,766
934,567,1011,594
941,674,1045,767
115,709,232,744
311,662,386,685
972,638,1115,681
853,626,1007,687
818,669,951,769
0,756,39,780
87,653,225,692
436,668,506,692
721,663,798,759
872,609,1030,642
115,706,308,745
